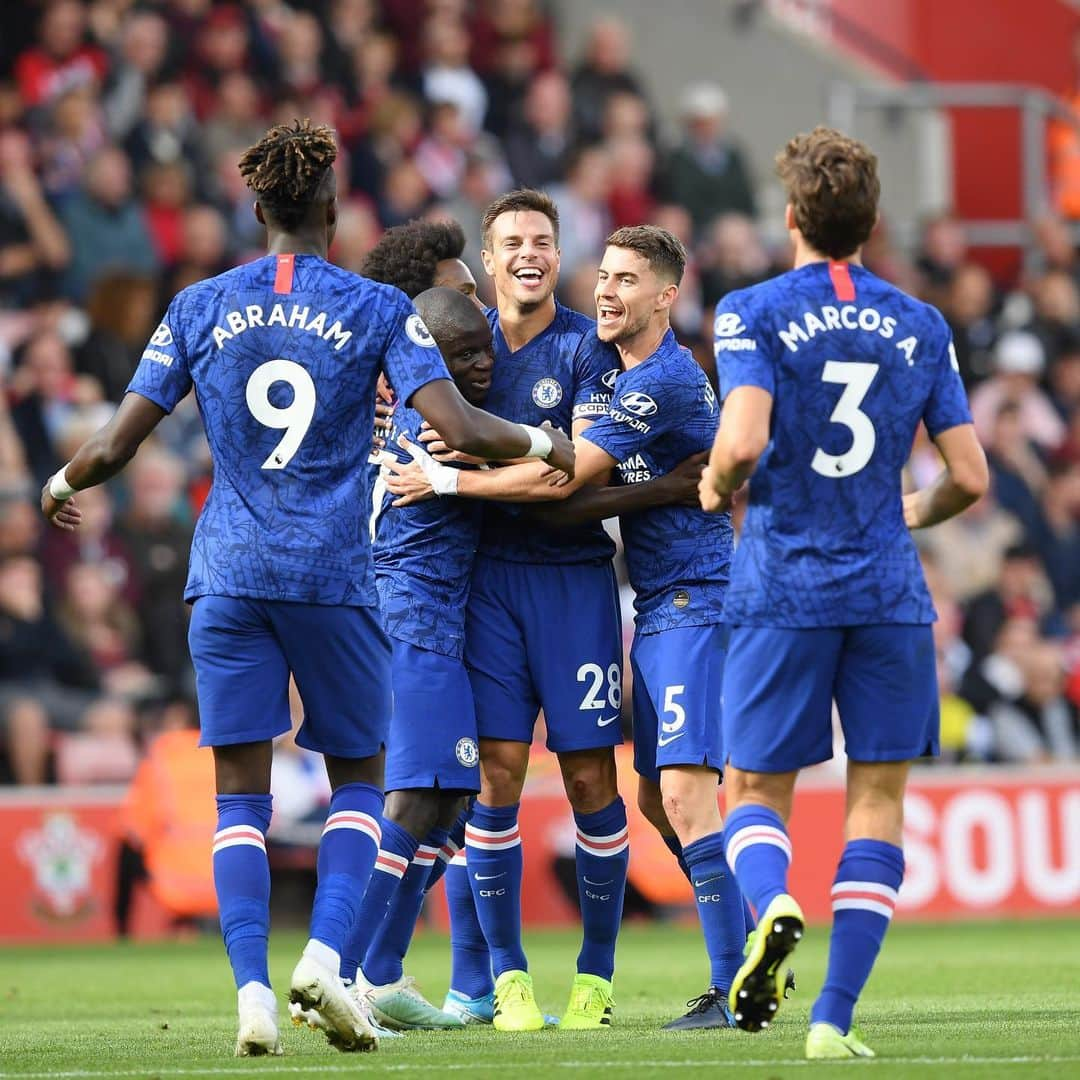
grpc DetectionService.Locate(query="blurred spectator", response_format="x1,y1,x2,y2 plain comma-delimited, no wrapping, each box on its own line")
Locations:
38,85,108,198
662,83,755,235
124,80,202,180
166,203,229,295
115,447,193,695
550,144,612,281
0,128,70,311
413,101,470,199
698,212,774,307
602,90,651,144
76,272,157,403
329,200,381,275
182,4,254,122
963,544,1056,661
275,10,327,101
942,262,998,386
970,331,1066,453
421,15,487,136
102,9,170,140
570,15,652,146
989,643,1078,762
1032,215,1080,290
58,145,159,301
321,0,379,92
377,157,430,228
1029,268,1080,360
1036,462,1080,610
606,136,656,230
199,73,264,173
141,161,191,266
0,493,37,558
14,0,108,111
502,70,573,190
915,212,967,304
984,399,1048,539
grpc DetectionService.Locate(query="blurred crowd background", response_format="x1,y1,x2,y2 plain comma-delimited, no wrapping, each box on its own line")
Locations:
1,0,1078,793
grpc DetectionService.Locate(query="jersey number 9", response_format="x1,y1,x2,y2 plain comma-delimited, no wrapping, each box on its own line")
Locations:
246,359,317,470
810,361,879,479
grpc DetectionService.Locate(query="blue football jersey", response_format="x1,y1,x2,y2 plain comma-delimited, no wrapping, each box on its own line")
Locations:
371,402,481,659
127,253,451,606
479,302,617,565
583,330,731,635
715,261,972,628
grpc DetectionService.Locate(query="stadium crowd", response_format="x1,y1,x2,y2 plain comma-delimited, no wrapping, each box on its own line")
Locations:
0,0,1078,787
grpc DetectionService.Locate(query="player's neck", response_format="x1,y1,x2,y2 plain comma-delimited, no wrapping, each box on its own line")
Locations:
793,237,863,270
497,294,557,352
616,318,669,369
266,231,328,259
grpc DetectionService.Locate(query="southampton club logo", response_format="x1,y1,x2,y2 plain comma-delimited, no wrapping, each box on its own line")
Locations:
405,314,437,348
456,738,480,768
531,377,563,408
18,812,104,923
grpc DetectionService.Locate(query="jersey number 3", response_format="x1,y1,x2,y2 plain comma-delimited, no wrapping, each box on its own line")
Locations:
810,361,879,479
246,359,316,470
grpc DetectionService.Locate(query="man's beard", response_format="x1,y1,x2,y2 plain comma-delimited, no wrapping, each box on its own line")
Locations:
612,309,652,345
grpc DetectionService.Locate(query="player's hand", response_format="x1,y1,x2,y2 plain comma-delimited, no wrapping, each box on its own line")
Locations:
540,422,575,484
663,451,709,507
40,483,82,530
373,398,395,450
419,422,487,465
698,465,732,514
376,372,396,405
385,433,459,503
902,492,924,529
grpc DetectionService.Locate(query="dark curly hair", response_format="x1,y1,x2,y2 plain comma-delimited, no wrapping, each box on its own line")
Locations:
359,219,468,298
238,119,337,231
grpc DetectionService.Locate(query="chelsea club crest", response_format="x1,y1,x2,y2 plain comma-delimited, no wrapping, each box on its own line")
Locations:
456,738,479,767
531,377,563,408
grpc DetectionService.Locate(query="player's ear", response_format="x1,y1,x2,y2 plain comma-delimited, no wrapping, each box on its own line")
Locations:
254,201,265,226
784,203,795,231
659,282,679,312
480,247,496,278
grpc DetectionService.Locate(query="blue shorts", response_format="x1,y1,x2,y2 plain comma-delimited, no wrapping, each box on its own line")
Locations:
722,624,939,772
188,596,391,757
465,556,624,753
384,639,480,793
631,623,727,782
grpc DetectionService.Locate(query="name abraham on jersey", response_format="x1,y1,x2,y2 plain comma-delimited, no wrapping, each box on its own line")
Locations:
617,452,652,484
773,303,920,363
531,376,563,408
210,303,353,351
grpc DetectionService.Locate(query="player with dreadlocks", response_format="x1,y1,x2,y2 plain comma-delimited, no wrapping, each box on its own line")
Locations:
40,120,574,1058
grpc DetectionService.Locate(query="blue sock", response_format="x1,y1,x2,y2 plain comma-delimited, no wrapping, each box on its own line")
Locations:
361,827,449,987
573,798,629,981
684,831,745,993
466,802,526,976
723,805,792,916
338,817,417,983
213,794,273,989
811,839,905,1034
309,784,383,970
662,833,692,882
743,897,757,937
446,848,493,997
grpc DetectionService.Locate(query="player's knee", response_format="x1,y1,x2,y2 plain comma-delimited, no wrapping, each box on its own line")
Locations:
479,741,528,805
384,789,441,839
636,778,669,833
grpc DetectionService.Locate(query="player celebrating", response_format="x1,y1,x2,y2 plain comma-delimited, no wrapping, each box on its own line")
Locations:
39,121,574,1058
700,127,987,1058
386,226,749,1032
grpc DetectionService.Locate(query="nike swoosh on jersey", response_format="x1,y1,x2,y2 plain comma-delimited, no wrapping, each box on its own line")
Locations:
473,873,506,882
657,732,686,747
597,715,619,727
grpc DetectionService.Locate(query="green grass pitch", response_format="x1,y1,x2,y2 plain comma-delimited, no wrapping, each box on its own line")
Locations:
1,919,1078,1078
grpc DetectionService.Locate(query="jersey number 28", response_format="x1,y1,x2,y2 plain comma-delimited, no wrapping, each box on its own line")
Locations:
246,359,316,470
811,361,880,479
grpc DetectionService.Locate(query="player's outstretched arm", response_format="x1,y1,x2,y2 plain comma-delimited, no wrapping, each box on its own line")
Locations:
385,432,615,506
530,452,707,527
700,385,773,513
410,379,574,478
40,392,167,530
903,423,988,529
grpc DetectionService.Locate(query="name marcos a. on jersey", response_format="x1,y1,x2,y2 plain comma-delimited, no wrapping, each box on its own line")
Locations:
127,253,451,606
715,260,972,628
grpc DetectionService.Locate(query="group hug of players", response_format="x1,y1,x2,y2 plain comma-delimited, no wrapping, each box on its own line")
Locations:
41,119,987,1062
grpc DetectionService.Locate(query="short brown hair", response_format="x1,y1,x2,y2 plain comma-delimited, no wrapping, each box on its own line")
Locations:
481,188,559,250
776,126,879,259
605,225,687,285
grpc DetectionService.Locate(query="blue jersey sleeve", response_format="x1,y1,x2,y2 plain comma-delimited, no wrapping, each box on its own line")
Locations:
923,334,973,437
381,295,453,407
571,333,617,422
714,297,775,399
582,371,681,463
125,293,193,413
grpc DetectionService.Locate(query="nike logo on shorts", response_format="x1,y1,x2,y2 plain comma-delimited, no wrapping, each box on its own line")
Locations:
597,715,619,727
657,732,686,747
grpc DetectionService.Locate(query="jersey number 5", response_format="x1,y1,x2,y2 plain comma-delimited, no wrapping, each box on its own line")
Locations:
246,359,316,470
811,360,880,479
